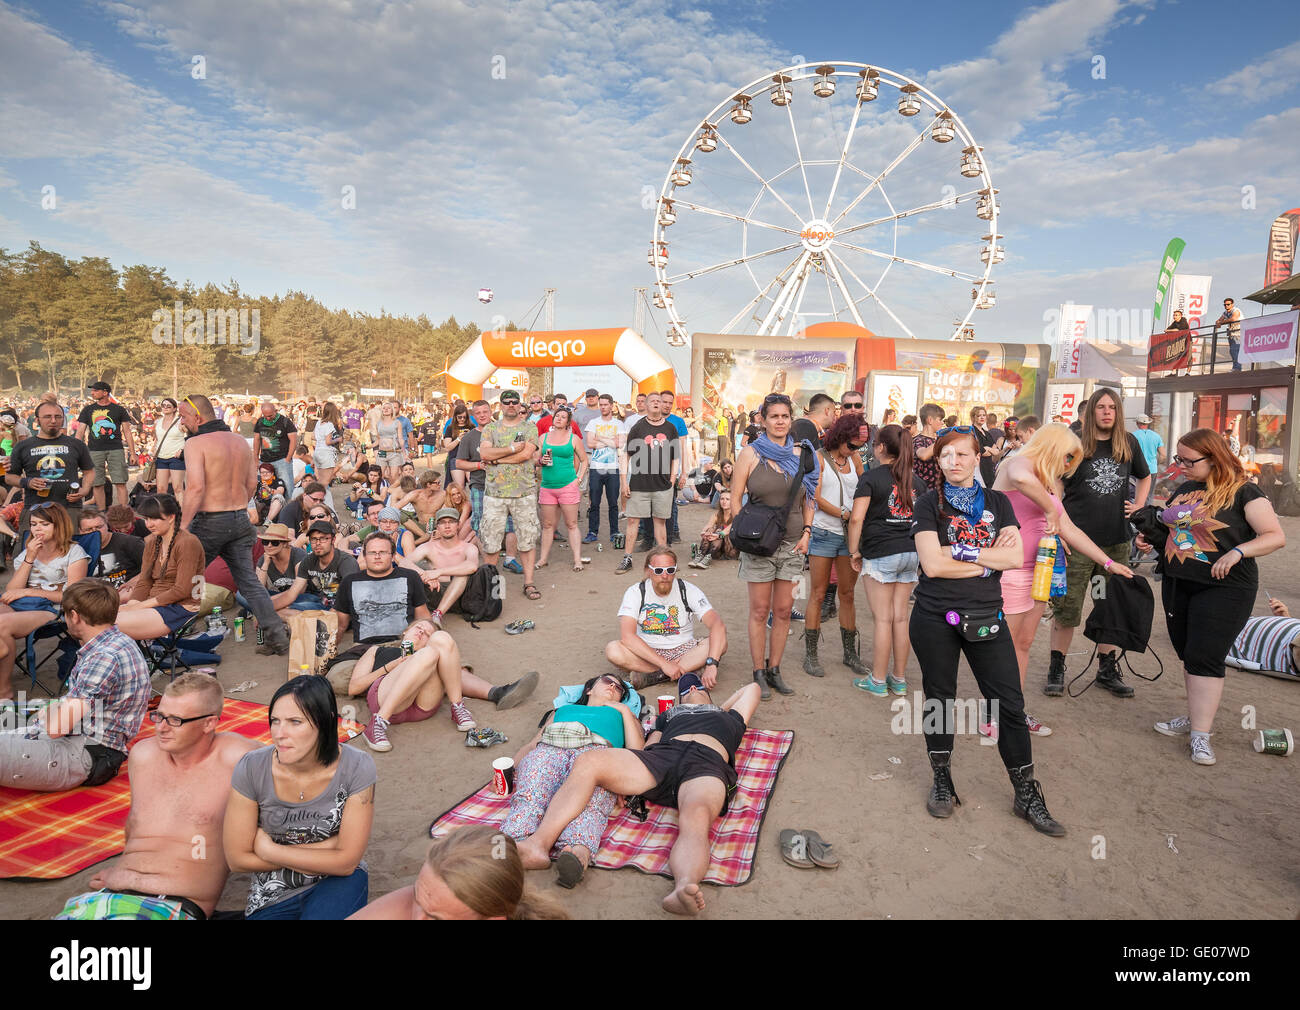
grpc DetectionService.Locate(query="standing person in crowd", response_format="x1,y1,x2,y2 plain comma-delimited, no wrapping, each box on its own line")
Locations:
1215,296,1244,371
374,401,407,484
252,398,299,501
74,381,136,509
342,400,366,452
112,493,208,642
236,402,257,448
847,423,926,696
477,390,541,600
901,415,919,438
1168,309,1190,331
179,394,290,655
441,402,475,489
224,676,377,920
536,407,589,573
802,414,867,679
1139,429,1285,765
571,388,602,434
0,579,150,790
0,502,89,701
583,393,622,545
791,393,836,449
970,406,1003,486
715,408,734,464
998,415,1038,467
454,400,493,537
617,392,681,573
152,397,187,505
683,406,703,467
525,394,550,430
911,404,945,492
910,427,1064,836
312,401,345,489
729,393,815,699
1047,388,1150,698
993,424,1134,739
1132,414,1165,476
5,399,95,532
659,390,690,545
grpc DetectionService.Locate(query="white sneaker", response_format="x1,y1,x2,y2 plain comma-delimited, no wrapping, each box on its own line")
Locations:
1189,735,1216,765
1154,714,1191,737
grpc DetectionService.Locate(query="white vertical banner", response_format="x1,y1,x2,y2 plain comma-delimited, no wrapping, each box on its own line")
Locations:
1168,274,1213,330
1056,303,1092,378
1046,383,1087,426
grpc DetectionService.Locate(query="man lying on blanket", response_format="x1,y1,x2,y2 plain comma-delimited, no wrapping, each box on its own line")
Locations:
56,674,258,920
517,675,761,916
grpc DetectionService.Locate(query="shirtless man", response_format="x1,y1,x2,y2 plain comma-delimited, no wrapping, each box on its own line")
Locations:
178,394,289,654
393,470,446,532
400,507,479,624
55,674,258,920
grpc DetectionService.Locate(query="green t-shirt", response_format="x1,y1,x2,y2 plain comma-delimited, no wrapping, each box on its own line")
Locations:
481,418,538,498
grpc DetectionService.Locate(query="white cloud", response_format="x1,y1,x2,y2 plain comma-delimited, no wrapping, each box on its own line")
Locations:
1220,39,1300,97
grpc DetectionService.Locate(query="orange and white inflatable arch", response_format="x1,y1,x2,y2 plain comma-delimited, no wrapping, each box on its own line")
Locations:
445,327,676,402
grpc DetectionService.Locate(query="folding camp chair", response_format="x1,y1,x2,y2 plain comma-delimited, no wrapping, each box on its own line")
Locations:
17,530,101,697
139,610,213,687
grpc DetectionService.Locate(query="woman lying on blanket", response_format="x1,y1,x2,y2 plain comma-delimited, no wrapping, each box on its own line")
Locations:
500,674,645,890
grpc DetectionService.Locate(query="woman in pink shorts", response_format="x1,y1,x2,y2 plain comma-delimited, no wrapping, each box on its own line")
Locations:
993,424,1134,736
536,407,589,572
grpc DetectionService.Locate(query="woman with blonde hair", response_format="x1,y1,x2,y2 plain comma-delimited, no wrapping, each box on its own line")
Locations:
350,825,567,919
1137,428,1284,765
992,423,1134,738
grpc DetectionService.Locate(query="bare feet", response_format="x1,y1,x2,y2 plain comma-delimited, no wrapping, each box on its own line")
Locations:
662,881,706,916
515,836,552,871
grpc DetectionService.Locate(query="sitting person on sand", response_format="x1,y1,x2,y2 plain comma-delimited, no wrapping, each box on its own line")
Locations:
687,490,738,570
56,672,259,920
518,676,761,916
344,619,538,752
501,674,644,890
348,825,566,920
398,507,480,624
606,547,727,690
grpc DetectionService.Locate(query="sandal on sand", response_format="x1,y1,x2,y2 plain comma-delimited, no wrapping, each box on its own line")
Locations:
802,829,840,869
555,849,585,889
780,829,815,869
572,563,584,572
505,619,535,635
523,583,541,600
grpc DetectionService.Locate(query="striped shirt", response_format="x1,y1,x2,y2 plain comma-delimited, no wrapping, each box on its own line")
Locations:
1228,616,1300,680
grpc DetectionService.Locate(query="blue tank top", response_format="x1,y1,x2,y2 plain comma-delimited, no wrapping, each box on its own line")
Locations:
553,704,625,748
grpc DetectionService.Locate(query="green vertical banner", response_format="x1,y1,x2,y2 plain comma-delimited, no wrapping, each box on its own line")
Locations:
1152,237,1186,328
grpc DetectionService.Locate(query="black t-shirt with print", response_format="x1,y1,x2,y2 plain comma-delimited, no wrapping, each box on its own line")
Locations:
94,532,145,588
625,417,679,493
335,567,427,645
1158,480,1267,589
254,413,297,462
298,550,360,597
854,467,927,559
76,402,132,451
8,435,95,508
1060,433,1150,547
263,546,307,595
911,487,1019,612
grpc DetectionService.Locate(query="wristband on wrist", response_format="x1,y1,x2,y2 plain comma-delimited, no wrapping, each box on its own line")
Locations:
1104,558,1114,570
1231,546,1245,560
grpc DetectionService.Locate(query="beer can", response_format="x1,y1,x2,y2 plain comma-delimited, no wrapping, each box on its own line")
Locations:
401,640,414,656
491,757,515,797
1253,728,1294,756
256,623,264,646
657,695,675,714
233,617,245,642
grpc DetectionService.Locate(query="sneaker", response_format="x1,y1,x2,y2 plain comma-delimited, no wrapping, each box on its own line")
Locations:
852,675,888,697
1154,714,1191,737
886,675,907,697
502,557,524,575
694,554,711,570
582,532,599,544
363,714,392,752
1189,735,1216,765
978,720,999,746
616,555,633,574
1024,713,1052,736
255,637,289,656
493,670,539,710
791,608,805,622
451,701,477,732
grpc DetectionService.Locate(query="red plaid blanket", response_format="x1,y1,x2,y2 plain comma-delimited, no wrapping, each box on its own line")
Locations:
0,700,362,881
429,728,793,886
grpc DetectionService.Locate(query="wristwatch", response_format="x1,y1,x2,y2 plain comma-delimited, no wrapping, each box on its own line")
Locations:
704,657,719,668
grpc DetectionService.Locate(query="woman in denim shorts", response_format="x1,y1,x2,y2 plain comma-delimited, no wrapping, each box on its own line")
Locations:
802,415,867,679
847,424,927,697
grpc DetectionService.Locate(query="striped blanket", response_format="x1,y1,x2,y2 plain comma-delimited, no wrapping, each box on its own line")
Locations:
429,728,794,887
1227,616,1300,679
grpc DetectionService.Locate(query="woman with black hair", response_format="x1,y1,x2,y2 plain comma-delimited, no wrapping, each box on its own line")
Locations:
224,675,377,919
909,428,1065,836
115,494,206,641
500,673,644,888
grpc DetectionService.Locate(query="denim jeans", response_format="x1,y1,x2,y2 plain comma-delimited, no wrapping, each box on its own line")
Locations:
190,509,288,645
587,470,620,537
267,457,299,500
246,866,368,920
235,591,322,612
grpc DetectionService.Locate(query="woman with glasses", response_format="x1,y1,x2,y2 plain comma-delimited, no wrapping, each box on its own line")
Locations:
224,675,376,919
114,494,207,642
152,397,187,505
1137,429,1285,766
729,393,815,699
536,406,589,573
992,424,1134,739
501,672,644,889
0,502,89,701
312,402,345,489
910,427,1065,836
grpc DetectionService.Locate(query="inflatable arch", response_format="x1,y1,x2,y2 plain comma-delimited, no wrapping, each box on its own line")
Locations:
445,327,675,402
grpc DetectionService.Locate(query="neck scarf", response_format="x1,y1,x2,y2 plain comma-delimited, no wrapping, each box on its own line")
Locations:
943,480,985,523
196,418,229,435
753,433,818,500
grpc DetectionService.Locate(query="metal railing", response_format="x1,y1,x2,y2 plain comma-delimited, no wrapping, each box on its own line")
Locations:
1150,322,1262,377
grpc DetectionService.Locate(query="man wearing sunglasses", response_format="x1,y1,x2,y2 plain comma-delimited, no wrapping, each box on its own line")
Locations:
478,391,541,600
608,547,727,690
55,672,258,921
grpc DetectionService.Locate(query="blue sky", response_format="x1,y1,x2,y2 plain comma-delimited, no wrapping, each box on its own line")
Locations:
2,0,1299,377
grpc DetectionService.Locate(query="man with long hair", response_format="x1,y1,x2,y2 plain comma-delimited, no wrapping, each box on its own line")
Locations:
1047,388,1151,697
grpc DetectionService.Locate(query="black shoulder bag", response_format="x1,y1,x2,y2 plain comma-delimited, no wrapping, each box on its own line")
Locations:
729,451,812,557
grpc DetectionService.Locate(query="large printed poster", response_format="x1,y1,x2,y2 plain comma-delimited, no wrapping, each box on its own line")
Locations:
893,344,1040,420
702,348,849,422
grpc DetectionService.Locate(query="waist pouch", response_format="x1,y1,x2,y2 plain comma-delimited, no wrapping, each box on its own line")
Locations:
943,606,1005,643
83,743,127,787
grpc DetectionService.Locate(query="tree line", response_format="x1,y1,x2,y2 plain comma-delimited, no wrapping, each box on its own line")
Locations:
0,241,511,401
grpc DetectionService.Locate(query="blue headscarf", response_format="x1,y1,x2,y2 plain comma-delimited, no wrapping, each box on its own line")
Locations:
752,433,818,501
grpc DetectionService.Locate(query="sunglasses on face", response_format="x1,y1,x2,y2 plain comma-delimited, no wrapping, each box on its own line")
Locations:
842,401,863,410
648,565,678,576
599,675,628,699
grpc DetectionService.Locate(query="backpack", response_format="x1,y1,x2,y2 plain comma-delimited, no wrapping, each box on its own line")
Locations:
1068,572,1163,696
460,563,503,627
638,578,695,619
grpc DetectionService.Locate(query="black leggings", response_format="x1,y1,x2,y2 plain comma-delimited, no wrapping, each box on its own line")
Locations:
1161,577,1255,679
908,604,1031,769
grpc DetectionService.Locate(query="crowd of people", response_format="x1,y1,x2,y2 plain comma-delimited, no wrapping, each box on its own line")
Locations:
0,377,1287,920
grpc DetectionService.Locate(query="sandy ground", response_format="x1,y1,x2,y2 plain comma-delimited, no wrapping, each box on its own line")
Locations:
3,486,1299,920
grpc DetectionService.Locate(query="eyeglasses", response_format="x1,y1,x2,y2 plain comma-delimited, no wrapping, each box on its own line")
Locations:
648,565,678,575
148,710,217,728
937,425,976,436
1173,454,1206,467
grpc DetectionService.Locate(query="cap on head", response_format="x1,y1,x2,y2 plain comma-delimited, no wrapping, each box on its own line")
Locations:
307,521,335,537
434,507,461,524
677,673,706,698
585,388,599,397
89,381,111,393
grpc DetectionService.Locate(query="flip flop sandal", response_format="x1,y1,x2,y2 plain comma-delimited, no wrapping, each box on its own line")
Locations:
523,584,542,600
779,829,815,869
802,830,840,869
555,850,586,889
505,619,535,635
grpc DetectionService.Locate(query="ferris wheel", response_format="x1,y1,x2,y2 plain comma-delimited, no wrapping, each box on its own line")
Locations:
649,61,1001,345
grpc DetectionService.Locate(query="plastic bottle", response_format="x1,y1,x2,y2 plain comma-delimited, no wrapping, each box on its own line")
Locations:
1050,536,1068,598
1031,536,1056,602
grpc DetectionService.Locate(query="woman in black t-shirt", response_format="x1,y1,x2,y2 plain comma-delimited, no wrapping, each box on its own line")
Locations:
1137,429,1285,767
909,427,1064,836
